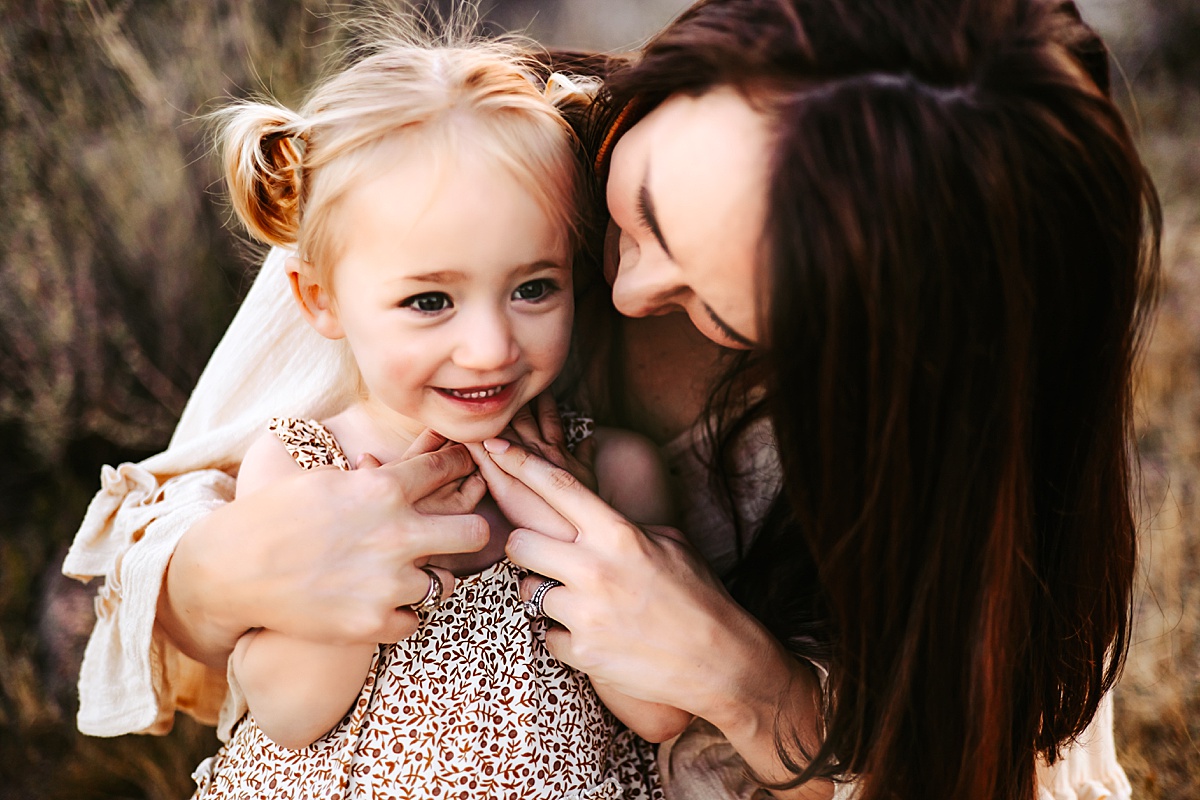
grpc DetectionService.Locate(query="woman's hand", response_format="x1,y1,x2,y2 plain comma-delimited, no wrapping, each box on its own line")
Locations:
474,437,830,798
506,392,598,492
160,441,489,668
465,392,597,542
482,435,743,712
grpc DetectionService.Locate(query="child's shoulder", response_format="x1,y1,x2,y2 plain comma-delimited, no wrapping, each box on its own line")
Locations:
590,426,675,528
236,418,348,498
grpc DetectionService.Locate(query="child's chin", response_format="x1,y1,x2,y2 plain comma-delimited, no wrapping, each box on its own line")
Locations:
431,421,508,445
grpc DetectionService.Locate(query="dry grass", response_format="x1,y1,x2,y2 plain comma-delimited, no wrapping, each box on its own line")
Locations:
0,2,336,797
1116,81,1200,797
0,1,1195,798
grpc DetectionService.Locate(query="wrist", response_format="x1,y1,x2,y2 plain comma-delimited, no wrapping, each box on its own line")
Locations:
160,507,256,664
693,612,823,788
697,614,797,739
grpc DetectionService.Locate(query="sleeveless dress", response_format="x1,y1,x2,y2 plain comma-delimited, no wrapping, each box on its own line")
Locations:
191,417,662,800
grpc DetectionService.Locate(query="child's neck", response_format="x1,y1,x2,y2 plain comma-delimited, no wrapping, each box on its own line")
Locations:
321,398,425,465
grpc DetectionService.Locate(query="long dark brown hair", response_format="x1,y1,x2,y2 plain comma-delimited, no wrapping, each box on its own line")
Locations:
584,1,1161,799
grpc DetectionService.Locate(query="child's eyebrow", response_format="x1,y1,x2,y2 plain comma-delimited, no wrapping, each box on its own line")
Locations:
514,259,569,275
399,261,567,285
403,270,467,283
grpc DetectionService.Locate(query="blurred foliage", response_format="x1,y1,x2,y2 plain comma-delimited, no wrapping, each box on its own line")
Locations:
0,0,1196,798
0,1,337,796
1145,0,1200,85
0,1,325,465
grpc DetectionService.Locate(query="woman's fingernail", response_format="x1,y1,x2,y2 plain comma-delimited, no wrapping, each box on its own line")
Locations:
483,438,511,454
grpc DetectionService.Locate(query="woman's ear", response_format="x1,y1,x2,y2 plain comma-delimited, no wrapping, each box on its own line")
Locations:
286,256,344,339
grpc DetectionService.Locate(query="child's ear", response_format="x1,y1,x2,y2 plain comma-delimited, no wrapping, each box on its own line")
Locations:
286,256,344,340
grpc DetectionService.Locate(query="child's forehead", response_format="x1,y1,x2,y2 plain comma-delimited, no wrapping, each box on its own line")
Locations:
324,164,571,291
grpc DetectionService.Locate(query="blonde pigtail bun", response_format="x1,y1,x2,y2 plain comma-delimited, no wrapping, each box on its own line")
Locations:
217,102,307,249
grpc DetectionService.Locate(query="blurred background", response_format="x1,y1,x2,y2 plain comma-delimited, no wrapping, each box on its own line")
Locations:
0,0,1196,797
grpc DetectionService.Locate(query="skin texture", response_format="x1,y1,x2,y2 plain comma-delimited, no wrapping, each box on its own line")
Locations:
491,89,833,798
227,144,690,749
606,87,773,349
158,89,822,794
289,142,576,455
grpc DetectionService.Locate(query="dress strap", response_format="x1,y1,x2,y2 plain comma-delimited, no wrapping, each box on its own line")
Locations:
267,417,352,472
558,408,594,452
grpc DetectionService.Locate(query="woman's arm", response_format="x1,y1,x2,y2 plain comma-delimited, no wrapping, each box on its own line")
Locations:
213,431,387,749
581,427,694,743
157,442,489,670
478,439,833,799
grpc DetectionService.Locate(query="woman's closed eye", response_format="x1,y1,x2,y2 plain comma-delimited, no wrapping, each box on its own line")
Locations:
512,278,560,303
400,292,452,314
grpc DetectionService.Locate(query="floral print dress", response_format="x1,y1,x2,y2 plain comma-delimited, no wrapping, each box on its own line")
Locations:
191,417,661,800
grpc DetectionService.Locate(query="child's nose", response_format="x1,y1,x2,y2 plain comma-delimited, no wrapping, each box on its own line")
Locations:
452,309,519,372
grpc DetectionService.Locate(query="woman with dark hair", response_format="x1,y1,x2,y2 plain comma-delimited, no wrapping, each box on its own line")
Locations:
66,1,1158,798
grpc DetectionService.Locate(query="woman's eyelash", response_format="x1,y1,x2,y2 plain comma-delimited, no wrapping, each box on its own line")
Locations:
636,191,653,233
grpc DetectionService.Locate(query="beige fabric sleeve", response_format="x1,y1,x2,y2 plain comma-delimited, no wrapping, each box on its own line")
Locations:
61,247,360,738
1036,692,1131,800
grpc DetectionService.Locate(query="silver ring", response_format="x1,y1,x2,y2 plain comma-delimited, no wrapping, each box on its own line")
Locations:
411,568,443,612
522,578,562,619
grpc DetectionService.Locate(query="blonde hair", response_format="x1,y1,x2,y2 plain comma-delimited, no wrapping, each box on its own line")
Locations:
216,24,588,277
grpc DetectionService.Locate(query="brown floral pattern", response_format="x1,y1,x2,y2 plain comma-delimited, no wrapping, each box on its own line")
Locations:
191,417,662,800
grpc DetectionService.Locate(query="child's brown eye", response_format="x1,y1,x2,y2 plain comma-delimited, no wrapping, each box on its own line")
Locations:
513,280,556,302
400,292,452,313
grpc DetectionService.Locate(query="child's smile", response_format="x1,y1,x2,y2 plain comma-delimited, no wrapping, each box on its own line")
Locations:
291,138,574,448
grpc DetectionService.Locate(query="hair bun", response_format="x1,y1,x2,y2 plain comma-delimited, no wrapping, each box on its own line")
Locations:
218,102,307,248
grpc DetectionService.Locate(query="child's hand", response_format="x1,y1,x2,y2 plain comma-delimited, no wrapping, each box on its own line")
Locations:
503,393,598,492
356,429,487,516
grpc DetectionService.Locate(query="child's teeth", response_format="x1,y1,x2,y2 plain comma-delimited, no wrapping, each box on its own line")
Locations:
451,386,502,399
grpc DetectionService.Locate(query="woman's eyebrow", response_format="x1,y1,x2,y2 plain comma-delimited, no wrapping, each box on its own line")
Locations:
638,177,674,259
704,302,755,348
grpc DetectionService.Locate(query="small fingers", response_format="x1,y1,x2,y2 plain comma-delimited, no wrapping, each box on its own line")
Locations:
505,527,579,581
457,470,487,509
406,512,490,557
467,443,578,542
401,429,449,460
393,443,477,499
481,439,623,533
535,392,565,448
356,452,383,469
413,471,486,515
375,608,420,644
509,403,543,450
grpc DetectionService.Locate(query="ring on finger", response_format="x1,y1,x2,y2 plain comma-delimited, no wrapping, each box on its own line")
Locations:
522,578,562,619
411,567,444,612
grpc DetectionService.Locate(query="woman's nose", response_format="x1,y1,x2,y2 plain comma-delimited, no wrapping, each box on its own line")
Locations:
609,246,685,318
452,308,519,372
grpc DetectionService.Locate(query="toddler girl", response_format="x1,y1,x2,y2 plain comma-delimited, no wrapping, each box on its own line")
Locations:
190,28,688,800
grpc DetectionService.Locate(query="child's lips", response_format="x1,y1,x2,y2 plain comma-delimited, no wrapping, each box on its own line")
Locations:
432,382,520,412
